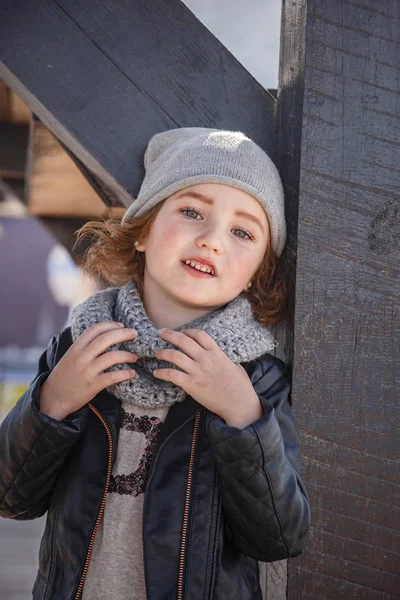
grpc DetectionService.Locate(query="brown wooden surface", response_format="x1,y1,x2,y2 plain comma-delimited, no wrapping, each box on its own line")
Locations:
278,0,400,598
0,81,30,123
27,118,124,219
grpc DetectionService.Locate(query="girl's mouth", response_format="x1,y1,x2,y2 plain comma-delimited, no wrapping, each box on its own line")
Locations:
181,261,215,279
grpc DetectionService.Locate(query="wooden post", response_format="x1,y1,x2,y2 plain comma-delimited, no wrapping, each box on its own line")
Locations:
277,0,399,598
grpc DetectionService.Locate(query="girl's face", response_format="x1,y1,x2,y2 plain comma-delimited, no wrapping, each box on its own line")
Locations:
136,182,270,313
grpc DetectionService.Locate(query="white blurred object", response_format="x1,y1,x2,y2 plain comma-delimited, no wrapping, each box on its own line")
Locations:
46,245,97,308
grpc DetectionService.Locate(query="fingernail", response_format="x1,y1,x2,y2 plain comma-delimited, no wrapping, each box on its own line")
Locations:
129,369,136,376
159,328,168,333
117,322,125,327
131,329,138,335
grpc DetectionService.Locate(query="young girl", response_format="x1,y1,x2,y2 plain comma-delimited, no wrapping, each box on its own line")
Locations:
0,127,310,600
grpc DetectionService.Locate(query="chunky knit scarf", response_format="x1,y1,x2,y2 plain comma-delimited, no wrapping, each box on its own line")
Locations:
70,281,277,409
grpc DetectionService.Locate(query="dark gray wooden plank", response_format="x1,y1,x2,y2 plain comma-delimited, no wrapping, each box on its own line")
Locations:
0,122,28,180
0,0,276,209
268,0,309,596
277,0,400,598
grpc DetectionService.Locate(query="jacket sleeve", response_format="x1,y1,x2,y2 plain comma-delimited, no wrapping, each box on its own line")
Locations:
0,332,89,520
206,355,310,562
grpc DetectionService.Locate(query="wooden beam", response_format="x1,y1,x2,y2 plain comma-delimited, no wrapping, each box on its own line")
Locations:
61,143,126,211
277,0,399,598
0,80,30,123
27,117,125,219
0,122,29,180
0,0,277,211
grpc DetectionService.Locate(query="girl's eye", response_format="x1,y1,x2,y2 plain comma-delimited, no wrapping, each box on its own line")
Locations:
180,207,255,241
180,206,202,219
232,228,255,241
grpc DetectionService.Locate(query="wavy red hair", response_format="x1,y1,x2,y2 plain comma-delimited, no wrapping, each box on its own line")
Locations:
74,202,287,327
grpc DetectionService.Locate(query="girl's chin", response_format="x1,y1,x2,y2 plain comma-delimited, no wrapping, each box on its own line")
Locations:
171,287,235,309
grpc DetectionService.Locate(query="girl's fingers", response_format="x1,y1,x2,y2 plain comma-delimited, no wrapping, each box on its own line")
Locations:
153,368,187,388
159,329,203,360
180,328,216,350
155,348,193,373
98,368,136,389
87,327,138,358
95,350,138,374
75,321,127,348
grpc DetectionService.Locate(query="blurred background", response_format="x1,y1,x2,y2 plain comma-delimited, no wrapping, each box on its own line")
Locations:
0,1,282,597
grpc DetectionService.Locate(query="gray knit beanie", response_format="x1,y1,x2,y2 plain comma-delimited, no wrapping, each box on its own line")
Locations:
123,127,287,257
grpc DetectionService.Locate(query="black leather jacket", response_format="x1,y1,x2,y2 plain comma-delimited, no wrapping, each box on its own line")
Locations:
0,328,310,600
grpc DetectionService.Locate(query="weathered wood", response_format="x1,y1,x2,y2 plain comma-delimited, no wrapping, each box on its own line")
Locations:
0,80,30,123
267,0,309,596
277,0,400,598
27,117,124,219
0,122,29,180
0,83,29,202
0,0,277,211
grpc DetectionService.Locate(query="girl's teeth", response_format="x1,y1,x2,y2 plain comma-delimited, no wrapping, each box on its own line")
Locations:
185,260,214,275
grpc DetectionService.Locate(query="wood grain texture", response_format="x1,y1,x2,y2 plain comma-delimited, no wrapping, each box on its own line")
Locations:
278,0,400,598
27,118,124,219
0,0,276,210
272,0,309,594
0,80,30,123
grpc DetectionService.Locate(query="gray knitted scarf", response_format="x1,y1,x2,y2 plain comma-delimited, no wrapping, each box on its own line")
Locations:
70,281,277,409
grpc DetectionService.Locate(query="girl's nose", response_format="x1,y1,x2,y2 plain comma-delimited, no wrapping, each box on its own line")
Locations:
195,227,224,254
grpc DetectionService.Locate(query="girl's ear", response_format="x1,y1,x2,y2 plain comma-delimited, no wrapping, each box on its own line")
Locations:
134,241,146,252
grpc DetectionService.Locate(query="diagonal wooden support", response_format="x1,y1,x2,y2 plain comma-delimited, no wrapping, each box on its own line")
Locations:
0,0,277,210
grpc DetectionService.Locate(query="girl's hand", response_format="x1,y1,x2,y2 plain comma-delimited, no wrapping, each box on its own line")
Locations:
154,329,263,429
40,322,138,421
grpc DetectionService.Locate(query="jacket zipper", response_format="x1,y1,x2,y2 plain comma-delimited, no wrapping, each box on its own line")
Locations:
207,474,222,599
75,404,113,600
177,411,201,600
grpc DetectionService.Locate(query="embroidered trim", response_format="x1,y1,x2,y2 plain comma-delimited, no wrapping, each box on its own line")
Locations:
108,410,163,497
